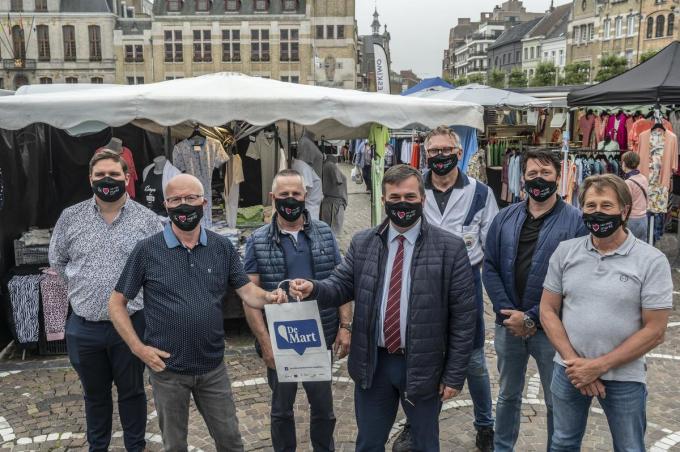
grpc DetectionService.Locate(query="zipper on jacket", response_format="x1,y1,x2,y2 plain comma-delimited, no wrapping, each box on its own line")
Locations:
367,238,387,390
403,234,423,401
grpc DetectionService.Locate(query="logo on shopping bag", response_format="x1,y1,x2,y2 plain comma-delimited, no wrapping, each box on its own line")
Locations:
274,320,321,355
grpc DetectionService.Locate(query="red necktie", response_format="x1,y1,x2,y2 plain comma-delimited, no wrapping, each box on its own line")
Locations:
384,235,405,353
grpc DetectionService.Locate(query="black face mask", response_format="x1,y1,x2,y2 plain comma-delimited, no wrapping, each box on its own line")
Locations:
92,177,126,202
524,177,558,202
385,201,422,228
427,154,458,176
275,197,305,222
168,204,204,232
582,212,622,238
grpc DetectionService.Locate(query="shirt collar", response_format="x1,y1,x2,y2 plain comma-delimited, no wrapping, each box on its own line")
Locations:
388,219,421,246
163,223,208,248
585,229,636,256
423,170,468,192
524,196,561,220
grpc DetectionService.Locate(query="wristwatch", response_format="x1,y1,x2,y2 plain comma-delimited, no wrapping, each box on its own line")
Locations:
523,314,536,330
340,322,352,333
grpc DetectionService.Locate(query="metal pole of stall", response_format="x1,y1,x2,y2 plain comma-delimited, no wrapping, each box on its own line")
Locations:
274,124,279,172
164,127,172,161
287,120,292,167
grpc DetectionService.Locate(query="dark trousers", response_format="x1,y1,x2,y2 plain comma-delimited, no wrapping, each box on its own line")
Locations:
149,364,244,452
65,312,146,452
267,367,336,452
355,348,442,452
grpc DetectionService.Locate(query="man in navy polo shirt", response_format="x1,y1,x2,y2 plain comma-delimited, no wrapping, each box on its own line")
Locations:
109,174,286,452
243,169,352,452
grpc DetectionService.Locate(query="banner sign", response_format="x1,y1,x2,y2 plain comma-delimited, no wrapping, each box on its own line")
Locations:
373,43,391,95
265,301,332,382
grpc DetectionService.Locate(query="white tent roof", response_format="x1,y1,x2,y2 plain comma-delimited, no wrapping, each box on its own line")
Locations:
0,73,484,138
410,83,548,108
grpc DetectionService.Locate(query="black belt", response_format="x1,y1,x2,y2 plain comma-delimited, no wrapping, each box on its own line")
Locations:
378,346,405,356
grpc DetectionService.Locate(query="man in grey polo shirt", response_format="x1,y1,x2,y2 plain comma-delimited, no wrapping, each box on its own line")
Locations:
540,174,673,451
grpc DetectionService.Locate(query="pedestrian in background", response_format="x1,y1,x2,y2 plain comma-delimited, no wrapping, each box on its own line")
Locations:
109,174,286,452
483,150,588,452
290,164,477,452
243,169,352,452
49,150,163,452
541,174,672,451
622,151,649,241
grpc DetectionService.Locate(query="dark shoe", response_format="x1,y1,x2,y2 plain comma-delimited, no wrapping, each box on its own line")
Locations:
476,426,494,452
392,424,412,452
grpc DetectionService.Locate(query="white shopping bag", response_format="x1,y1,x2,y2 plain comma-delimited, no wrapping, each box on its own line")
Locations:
264,301,332,383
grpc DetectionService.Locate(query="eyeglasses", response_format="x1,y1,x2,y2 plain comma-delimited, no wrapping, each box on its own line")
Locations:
166,194,203,207
426,147,458,157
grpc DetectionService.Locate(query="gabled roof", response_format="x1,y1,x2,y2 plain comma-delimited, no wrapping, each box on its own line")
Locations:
488,18,541,51
527,4,571,39
60,0,113,13
545,8,570,40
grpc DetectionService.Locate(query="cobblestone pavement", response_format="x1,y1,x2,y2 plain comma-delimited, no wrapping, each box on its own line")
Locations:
1,163,680,451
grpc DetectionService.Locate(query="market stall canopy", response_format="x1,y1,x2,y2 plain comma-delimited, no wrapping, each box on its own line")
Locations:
400,77,454,96
0,73,484,139
567,41,680,106
409,83,549,108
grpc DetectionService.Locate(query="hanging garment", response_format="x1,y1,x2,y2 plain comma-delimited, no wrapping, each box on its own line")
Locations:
629,118,675,152
596,115,609,144
451,125,479,174
320,156,347,236
224,154,245,228
578,114,596,149
466,148,488,184
247,131,279,207
400,140,412,164
141,170,166,216
670,111,680,136
40,271,68,341
0,167,4,212
8,274,43,344
368,124,390,159
641,130,677,214
172,136,229,229
410,142,421,169
605,113,629,150
142,160,182,193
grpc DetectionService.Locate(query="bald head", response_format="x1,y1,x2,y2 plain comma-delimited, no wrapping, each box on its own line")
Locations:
164,174,204,199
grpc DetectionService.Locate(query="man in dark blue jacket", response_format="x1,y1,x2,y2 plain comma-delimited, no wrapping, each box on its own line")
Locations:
291,164,477,452
483,150,588,452
243,169,352,452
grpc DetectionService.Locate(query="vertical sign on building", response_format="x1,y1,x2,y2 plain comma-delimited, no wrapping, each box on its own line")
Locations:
373,43,391,94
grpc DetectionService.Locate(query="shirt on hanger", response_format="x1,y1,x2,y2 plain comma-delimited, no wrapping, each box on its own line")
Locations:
247,131,277,206
369,124,390,159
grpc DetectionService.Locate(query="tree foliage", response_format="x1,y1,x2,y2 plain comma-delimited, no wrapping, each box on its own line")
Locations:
453,77,469,86
594,55,628,83
507,68,528,88
563,62,590,85
467,73,485,84
640,49,660,63
488,70,506,88
529,62,558,87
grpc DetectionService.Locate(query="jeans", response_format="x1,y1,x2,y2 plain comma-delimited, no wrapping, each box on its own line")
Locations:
355,348,442,452
550,364,647,452
467,347,494,430
494,324,555,452
149,364,244,452
65,312,146,452
267,367,336,452
628,217,648,242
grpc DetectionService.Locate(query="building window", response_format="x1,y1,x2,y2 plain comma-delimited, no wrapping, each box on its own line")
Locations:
39,77,52,84
668,13,674,36
656,15,665,38
280,29,299,62
254,0,269,11
11,25,26,60
0,78,3,89
516,50,521,62
166,0,183,11
127,76,144,85
222,29,240,61
627,14,636,36
224,0,240,11
559,49,564,65
164,30,183,62
35,0,47,11
281,75,299,83
65,76,78,84
63,25,76,61
625,49,634,67
91,77,103,84
530,47,534,59
89,25,102,61
588,23,594,40
326,25,334,39
193,30,212,62
316,25,324,39
282,0,297,11
573,27,578,41
604,19,611,39
337,25,345,39
195,0,211,11
251,29,269,62
647,16,654,38
37,25,50,61
615,16,623,37
524,47,528,59
10,0,23,12
125,44,144,62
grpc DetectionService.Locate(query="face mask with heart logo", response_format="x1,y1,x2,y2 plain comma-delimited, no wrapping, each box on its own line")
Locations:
427,153,458,176
275,197,305,222
385,201,422,228
92,177,126,202
168,204,204,231
524,177,557,202
582,211,622,238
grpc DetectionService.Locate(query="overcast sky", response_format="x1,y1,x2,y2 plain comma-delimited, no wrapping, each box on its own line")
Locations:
355,0,572,78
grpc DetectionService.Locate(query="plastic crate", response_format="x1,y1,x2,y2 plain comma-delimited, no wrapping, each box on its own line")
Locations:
13,240,49,266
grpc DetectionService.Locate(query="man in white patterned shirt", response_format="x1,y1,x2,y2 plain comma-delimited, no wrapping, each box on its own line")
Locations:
49,150,162,452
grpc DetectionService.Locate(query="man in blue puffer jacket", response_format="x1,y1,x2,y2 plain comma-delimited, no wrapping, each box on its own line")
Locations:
244,169,352,452
483,149,588,452
291,165,477,452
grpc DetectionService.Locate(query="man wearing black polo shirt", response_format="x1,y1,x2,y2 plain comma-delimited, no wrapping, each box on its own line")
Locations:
109,174,286,452
483,150,588,451
243,169,352,452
